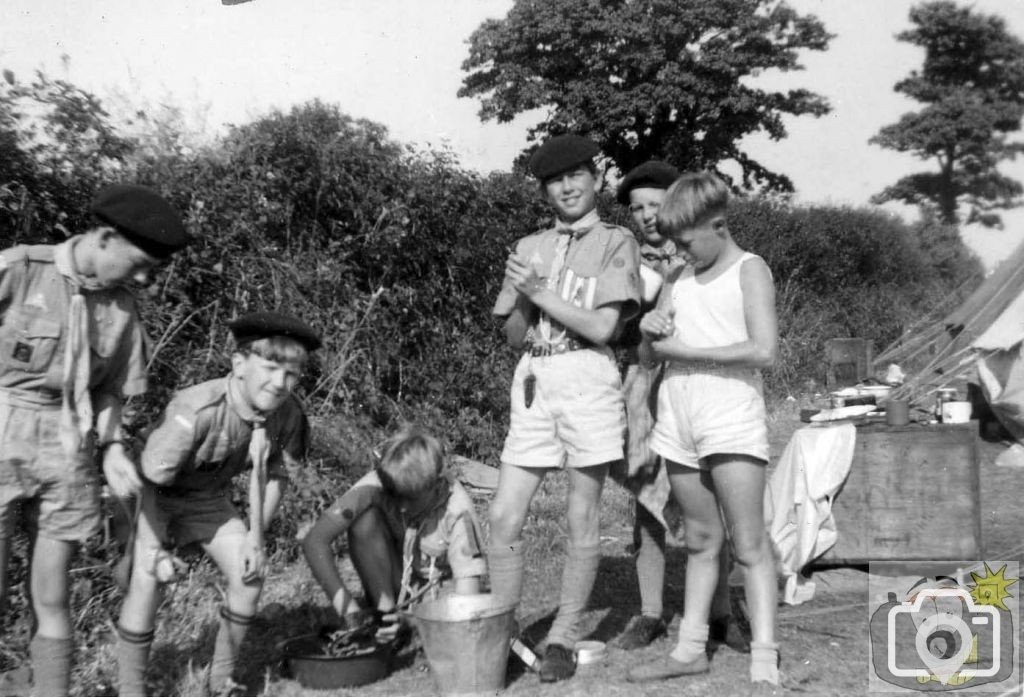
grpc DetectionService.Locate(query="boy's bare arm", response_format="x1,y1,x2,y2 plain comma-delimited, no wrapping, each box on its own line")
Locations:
649,257,778,368
505,255,623,344
301,507,362,617
94,392,142,497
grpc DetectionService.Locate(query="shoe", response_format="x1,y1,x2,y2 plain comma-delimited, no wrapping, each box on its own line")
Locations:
709,615,751,653
626,653,709,683
614,615,667,650
538,643,576,683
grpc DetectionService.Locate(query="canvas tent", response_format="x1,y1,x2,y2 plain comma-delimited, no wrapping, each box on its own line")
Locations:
875,238,1024,440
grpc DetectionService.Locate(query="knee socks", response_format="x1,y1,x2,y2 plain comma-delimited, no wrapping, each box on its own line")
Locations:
750,640,780,684
634,506,666,618
547,544,599,648
29,635,72,697
209,606,254,693
116,625,154,697
487,541,524,606
670,619,708,665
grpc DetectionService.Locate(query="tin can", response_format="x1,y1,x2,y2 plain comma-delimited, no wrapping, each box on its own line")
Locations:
935,387,958,422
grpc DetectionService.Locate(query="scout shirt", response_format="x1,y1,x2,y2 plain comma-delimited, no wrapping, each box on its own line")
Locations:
141,376,308,493
321,470,487,583
0,243,147,401
493,213,642,342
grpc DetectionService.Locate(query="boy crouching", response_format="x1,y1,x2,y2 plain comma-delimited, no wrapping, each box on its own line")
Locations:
115,311,321,697
302,426,486,638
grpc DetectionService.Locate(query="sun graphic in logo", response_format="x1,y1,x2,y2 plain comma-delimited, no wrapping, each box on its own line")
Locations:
968,563,1017,612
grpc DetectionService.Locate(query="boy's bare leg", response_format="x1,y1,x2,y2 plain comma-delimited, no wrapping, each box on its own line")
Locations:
667,464,723,663
634,502,667,619
29,535,76,697
203,531,263,693
347,508,402,612
487,465,545,606
116,506,167,697
710,455,777,684
546,463,606,649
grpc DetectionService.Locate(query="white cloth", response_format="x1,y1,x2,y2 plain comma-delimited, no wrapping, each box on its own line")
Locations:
765,423,856,605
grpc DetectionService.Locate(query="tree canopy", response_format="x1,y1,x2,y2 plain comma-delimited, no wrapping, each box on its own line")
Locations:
870,1,1024,227
458,0,832,190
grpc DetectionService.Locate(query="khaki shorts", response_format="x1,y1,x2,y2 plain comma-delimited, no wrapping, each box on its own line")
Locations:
0,401,100,541
650,367,769,470
501,348,625,468
138,488,247,554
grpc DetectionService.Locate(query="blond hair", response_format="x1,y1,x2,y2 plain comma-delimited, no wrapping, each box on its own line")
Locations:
656,171,730,237
377,426,445,498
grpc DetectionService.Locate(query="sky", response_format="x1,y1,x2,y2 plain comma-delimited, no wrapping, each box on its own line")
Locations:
2,0,1024,269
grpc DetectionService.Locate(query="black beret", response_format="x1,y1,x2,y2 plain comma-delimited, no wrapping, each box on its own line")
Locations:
528,134,600,181
90,184,188,259
228,311,322,351
616,161,680,205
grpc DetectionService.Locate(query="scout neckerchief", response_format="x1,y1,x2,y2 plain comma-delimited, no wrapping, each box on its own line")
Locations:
640,240,677,278
227,377,270,550
395,476,451,608
53,238,107,457
523,209,599,408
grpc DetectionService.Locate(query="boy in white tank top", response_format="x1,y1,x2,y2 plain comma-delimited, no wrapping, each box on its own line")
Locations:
627,172,781,695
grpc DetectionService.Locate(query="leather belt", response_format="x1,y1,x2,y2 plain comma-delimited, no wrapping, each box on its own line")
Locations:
526,337,591,357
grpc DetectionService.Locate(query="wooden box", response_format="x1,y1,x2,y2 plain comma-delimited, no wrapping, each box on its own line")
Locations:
819,421,980,564
825,337,874,388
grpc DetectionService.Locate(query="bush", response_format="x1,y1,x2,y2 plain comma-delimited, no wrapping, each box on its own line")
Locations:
729,197,981,394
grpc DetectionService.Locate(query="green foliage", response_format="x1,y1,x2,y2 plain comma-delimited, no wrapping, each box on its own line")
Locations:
870,1,1024,226
459,0,833,190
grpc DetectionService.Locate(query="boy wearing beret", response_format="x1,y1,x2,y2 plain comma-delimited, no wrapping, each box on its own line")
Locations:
612,162,749,653
115,311,320,697
490,134,641,682
0,184,187,697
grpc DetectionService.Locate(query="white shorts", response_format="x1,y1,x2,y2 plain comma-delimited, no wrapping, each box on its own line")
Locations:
501,348,625,468
649,367,768,470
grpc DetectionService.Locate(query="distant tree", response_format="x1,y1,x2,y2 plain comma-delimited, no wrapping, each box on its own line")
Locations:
870,1,1024,227
0,70,134,245
458,0,832,190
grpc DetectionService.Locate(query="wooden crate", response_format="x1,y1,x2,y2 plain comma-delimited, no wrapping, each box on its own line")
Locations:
825,337,874,388
819,421,980,564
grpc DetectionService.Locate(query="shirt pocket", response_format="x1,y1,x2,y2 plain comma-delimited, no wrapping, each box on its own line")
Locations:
0,308,62,373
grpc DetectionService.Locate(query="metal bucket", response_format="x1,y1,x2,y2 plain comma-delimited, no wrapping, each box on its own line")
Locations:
411,593,516,697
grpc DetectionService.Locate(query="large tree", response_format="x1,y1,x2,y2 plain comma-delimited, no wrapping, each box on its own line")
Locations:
870,1,1024,227
459,0,832,190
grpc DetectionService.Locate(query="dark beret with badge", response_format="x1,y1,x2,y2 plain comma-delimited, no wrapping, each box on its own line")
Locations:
616,161,680,205
228,311,322,352
90,184,189,259
528,134,601,181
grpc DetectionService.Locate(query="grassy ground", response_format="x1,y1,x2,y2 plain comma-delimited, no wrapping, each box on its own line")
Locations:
3,399,1018,696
